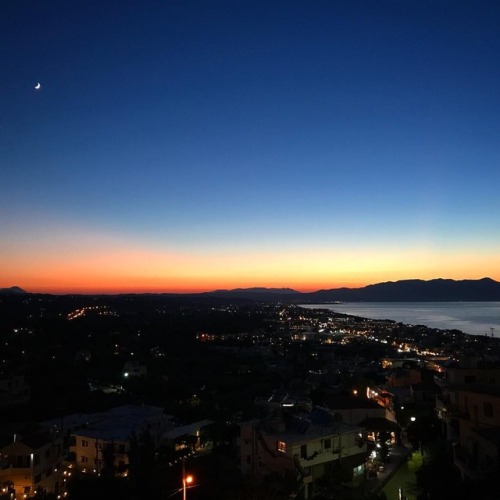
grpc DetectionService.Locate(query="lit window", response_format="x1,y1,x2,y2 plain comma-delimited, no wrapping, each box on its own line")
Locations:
354,465,364,477
277,441,287,453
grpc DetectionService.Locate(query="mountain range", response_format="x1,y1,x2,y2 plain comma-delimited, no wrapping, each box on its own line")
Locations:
2,278,500,301
203,278,500,302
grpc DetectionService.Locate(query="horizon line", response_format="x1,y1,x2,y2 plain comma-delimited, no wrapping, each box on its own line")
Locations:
1,276,496,296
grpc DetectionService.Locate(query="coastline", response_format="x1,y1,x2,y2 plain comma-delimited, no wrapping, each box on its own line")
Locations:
299,301,500,337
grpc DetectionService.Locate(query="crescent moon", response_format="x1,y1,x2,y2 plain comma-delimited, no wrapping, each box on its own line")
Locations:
34,82,41,90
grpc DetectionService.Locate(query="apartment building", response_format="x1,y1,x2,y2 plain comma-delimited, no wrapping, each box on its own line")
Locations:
239,406,367,499
436,360,500,442
0,426,64,498
68,405,172,475
451,384,500,481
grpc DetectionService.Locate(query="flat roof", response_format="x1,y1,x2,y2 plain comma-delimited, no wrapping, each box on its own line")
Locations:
268,422,361,445
165,420,214,440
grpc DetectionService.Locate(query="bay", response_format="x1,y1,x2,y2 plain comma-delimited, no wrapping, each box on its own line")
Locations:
299,302,500,336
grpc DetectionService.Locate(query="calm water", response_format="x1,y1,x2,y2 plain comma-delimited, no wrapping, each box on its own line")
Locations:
300,302,500,336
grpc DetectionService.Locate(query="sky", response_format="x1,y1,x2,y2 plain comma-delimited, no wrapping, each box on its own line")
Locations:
1,0,500,294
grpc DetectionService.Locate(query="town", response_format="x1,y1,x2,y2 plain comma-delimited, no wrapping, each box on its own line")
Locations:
1,293,499,499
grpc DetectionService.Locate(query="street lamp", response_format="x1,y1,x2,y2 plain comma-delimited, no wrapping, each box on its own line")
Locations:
182,457,194,500
183,474,193,500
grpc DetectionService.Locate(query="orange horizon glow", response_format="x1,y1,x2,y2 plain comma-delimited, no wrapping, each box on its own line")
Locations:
2,230,499,295
3,271,500,296
4,271,500,296
0,280,372,295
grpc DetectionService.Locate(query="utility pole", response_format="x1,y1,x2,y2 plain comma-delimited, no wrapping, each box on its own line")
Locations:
182,458,186,500
182,457,193,500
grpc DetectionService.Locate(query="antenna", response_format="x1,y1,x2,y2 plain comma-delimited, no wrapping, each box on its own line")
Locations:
490,327,495,338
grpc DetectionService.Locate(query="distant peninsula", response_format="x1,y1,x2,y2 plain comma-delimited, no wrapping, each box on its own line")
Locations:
203,278,500,302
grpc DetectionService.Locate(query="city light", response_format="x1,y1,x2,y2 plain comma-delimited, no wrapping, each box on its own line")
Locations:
183,474,194,500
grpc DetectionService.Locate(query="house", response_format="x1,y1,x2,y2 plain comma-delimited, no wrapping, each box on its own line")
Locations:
239,406,367,499
254,391,312,413
165,420,214,453
410,381,440,406
122,361,147,378
68,405,173,475
0,374,30,408
385,367,422,388
436,360,500,442
452,384,500,481
329,393,392,425
0,426,64,498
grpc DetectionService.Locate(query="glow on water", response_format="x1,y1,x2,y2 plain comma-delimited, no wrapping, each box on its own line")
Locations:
300,302,500,336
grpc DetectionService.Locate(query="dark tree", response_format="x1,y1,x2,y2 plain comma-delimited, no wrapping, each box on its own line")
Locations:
127,431,162,499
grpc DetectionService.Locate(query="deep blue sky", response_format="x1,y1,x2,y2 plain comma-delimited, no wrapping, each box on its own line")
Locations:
2,1,500,292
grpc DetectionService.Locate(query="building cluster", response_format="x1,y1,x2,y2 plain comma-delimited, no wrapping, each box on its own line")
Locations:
0,404,211,499
435,357,500,483
2,297,500,498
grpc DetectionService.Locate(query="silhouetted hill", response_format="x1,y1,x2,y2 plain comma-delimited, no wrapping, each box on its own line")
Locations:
204,287,301,301
201,279,500,302
0,286,27,295
302,278,500,302
4,279,500,301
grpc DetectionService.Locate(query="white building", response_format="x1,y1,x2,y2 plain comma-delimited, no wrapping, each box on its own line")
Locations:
239,407,367,499
0,427,64,498
67,405,173,475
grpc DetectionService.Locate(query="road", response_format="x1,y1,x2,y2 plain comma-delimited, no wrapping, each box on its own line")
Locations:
382,460,418,500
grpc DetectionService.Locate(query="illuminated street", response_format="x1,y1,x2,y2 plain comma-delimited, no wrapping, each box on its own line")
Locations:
382,459,418,500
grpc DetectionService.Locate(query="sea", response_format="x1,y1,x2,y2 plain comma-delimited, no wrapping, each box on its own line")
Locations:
299,302,500,337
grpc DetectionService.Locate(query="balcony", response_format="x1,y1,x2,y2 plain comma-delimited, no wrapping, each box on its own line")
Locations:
453,445,477,479
435,395,448,413
296,443,364,469
436,396,468,420
296,448,340,468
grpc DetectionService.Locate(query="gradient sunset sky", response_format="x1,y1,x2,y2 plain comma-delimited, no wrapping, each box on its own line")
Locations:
2,1,500,294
